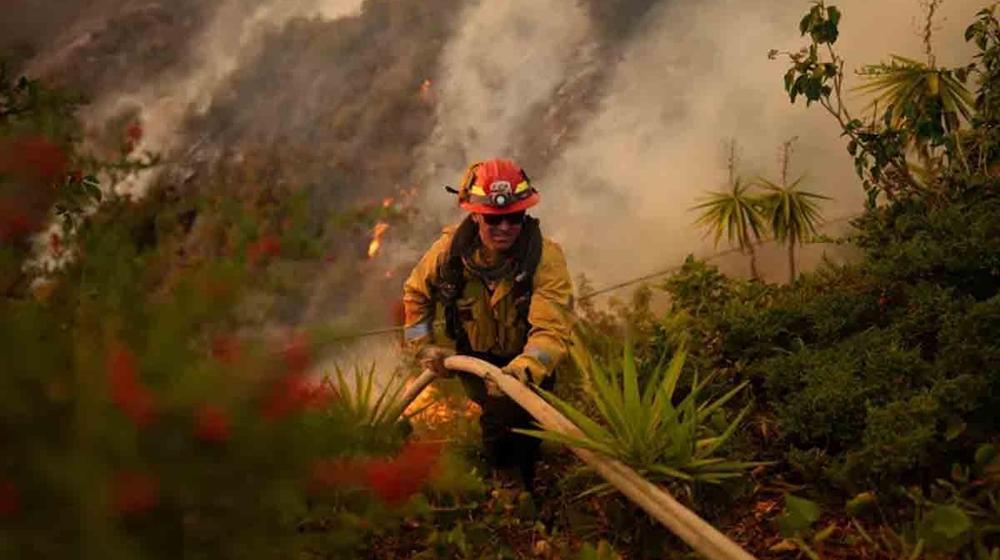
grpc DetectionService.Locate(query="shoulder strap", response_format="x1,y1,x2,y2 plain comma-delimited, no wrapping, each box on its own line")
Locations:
511,216,543,322
439,216,478,349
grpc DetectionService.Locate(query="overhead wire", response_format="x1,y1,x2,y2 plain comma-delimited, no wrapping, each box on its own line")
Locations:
314,212,863,344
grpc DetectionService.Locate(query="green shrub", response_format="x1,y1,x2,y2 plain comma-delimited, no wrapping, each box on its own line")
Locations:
841,395,943,488
763,328,935,451
859,199,1000,301
887,282,972,360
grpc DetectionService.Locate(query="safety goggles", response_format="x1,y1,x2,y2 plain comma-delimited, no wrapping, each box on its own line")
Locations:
482,211,526,226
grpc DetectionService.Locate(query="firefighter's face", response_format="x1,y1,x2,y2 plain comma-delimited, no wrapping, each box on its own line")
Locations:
473,211,524,253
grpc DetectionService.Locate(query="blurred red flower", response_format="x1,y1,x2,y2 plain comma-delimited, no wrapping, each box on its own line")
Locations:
260,374,310,420
107,344,156,428
246,235,281,265
112,471,159,516
279,336,311,375
211,335,242,365
0,482,19,518
260,374,332,420
0,197,38,242
50,232,62,256
0,135,68,185
126,122,143,142
363,441,444,507
308,442,444,506
194,405,231,444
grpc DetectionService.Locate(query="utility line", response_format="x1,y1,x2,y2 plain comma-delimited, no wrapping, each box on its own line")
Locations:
580,212,861,299
316,212,862,344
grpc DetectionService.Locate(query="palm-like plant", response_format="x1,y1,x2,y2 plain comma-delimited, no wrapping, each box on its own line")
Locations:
755,175,829,283
517,339,766,495
691,177,766,280
318,363,430,450
855,55,974,131
854,51,975,179
692,140,767,279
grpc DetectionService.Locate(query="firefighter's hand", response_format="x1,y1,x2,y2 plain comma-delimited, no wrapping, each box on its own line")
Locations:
502,365,530,385
419,346,455,378
485,366,530,398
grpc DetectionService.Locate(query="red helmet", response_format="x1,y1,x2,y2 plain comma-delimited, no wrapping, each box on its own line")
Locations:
452,159,540,214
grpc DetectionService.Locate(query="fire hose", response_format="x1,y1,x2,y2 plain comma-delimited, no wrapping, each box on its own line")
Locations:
394,355,759,560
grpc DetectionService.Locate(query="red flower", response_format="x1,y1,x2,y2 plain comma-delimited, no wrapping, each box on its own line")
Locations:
126,122,143,142
107,344,156,428
112,471,159,516
0,199,37,242
0,482,19,518
308,442,443,505
246,235,281,265
362,442,444,507
259,236,280,256
261,374,308,420
279,336,312,375
50,233,62,256
194,405,231,444
0,135,68,185
260,374,331,420
211,335,242,365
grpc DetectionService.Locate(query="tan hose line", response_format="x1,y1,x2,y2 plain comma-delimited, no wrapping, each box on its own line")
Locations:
396,357,758,560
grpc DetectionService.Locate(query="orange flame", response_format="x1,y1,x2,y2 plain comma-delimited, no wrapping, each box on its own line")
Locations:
405,384,480,430
367,222,389,258
382,197,394,208
420,79,434,103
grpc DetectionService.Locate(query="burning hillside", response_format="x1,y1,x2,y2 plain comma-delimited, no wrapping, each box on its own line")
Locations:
2,0,981,328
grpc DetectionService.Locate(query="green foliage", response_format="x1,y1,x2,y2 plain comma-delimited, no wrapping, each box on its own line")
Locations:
691,177,766,253
754,177,829,243
575,540,623,560
855,54,974,138
518,339,764,495
779,494,822,537
319,363,417,450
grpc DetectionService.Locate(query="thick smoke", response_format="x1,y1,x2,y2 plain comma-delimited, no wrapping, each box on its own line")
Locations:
80,0,366,196
422,0,982,286
4,0,988,313
412,0,595,224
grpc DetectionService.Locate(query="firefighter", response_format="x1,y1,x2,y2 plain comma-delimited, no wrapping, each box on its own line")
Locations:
402,158,574,491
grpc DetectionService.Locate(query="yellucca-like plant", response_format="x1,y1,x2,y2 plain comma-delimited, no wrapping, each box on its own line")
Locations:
519,338,766,495
318,363,428,450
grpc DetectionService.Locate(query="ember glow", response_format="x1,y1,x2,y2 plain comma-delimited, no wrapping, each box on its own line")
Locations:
404,384,480,431
367,222,389,258
419,78,434,103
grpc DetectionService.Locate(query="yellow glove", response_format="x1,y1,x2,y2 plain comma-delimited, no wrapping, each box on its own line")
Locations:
418,346,455,378
485,365,530,398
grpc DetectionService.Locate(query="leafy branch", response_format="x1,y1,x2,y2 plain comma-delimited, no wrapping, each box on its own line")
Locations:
769,2,924,206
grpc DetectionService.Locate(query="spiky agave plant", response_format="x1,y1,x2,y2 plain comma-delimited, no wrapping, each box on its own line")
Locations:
518,339,765,495
319,363,431,448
